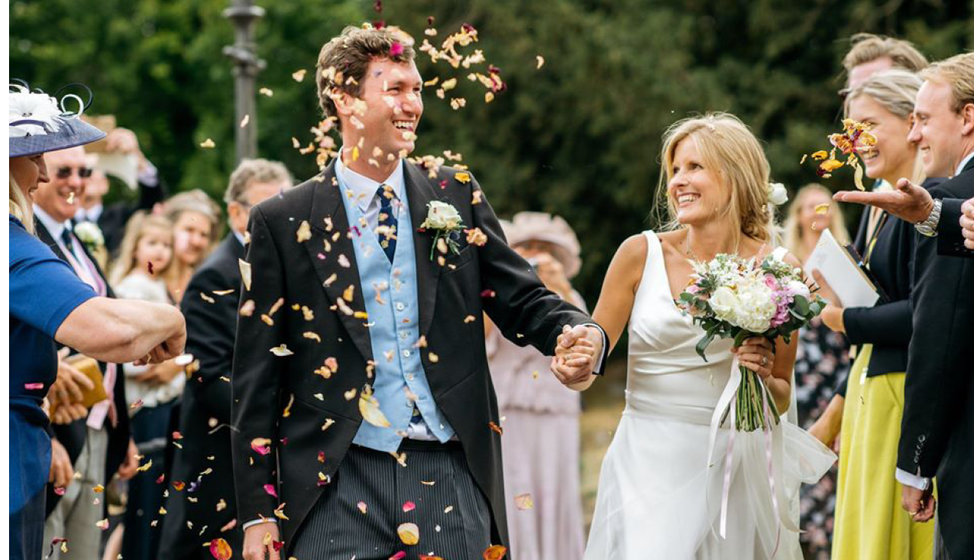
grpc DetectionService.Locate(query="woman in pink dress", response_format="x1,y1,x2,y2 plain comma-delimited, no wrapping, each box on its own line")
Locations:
485,211,586,560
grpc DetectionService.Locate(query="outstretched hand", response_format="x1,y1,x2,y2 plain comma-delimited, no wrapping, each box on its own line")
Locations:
833,178,934,224
551,324,603,387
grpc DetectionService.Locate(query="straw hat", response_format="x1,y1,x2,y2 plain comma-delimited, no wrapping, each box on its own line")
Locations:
9,83,106,158
501,211,582,278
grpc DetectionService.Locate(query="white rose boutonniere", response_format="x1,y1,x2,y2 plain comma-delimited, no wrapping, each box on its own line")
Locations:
73,222,107,267
419,200,465,261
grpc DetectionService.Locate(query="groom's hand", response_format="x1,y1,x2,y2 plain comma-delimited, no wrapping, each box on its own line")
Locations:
901,483,936,523
243,523,281,560
551,324,602,386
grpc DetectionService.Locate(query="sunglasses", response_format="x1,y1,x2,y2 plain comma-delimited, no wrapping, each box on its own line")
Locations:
55,166,93,179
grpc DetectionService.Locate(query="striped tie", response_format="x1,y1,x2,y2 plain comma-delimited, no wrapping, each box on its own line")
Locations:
377,184,397,263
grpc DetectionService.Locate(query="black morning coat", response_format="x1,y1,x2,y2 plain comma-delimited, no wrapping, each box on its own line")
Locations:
34,219,131,517
897,157,973,559
158,234,244,559
230,160,606,554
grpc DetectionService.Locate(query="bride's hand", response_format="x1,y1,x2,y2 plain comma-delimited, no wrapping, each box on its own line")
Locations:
732,337,775,379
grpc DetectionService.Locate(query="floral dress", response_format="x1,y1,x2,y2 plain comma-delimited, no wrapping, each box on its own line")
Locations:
794,317,850,560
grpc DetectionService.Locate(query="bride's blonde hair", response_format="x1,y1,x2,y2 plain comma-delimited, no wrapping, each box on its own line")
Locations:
655,112,775,246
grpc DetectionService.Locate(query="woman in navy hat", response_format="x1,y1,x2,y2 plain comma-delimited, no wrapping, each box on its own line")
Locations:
9,83,187,560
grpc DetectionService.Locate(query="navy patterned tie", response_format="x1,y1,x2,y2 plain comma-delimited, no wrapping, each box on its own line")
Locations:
377,184,397,263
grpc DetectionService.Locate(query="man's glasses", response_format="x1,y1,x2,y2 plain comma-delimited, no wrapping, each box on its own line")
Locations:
55,166,93,179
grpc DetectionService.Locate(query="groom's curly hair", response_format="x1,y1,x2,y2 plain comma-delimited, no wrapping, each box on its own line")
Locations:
316,25,416,126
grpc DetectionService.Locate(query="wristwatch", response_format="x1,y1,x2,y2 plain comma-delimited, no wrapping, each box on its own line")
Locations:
914,199,942,237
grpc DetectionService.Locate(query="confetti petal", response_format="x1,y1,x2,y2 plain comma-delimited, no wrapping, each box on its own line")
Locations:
483,545,508,560
814,203,830,215
292,69,307,82
251,438,272,455
238,259,252,291
397,522,420,545
200,138,216,149
359,389,392,427
514,493,534,510
402,500,416,512
536,55,545,69
209,538,233,560
270,344,294,357
263,484,278,498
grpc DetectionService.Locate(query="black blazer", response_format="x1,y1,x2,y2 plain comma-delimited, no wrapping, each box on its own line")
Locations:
35,220,131,515
99,177,168,257
159,234,244,560
898,161,973,558
230,161,605,553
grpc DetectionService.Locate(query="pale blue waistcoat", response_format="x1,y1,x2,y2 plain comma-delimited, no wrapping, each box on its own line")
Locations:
336,166,456,452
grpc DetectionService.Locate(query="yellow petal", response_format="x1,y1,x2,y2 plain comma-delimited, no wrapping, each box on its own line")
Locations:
296,220,312,243
292,69,307,82
358,390,392,427
853,160,866,190
270,344,293,357
810,150,828,161
238,259,252,291
397,522,420,545
514,493,534,510
259,87,274,97
814,203,830,215
200,138,216,149
536,55,545,69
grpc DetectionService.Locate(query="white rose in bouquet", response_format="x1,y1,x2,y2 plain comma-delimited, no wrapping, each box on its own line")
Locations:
708,285,739,323
732,277,777,333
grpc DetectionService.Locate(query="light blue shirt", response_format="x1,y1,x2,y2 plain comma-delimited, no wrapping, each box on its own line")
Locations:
335,157,456,451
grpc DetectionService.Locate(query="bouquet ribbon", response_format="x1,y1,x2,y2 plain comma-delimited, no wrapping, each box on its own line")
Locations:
706,358,800,555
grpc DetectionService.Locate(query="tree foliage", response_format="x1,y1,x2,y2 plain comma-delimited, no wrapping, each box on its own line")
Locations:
11,0,973,305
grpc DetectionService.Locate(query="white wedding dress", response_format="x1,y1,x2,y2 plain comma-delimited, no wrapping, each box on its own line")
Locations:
584,232,836,560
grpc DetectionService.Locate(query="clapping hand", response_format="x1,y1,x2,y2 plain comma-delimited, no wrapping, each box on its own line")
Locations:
961,198,974,250
833,177,935,224
551,324,603,387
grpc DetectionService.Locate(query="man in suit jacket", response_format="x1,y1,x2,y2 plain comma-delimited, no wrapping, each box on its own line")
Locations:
233,27,606,560
33,145,139,559
836,52,973,558
74,127,168,257
159,159,292,560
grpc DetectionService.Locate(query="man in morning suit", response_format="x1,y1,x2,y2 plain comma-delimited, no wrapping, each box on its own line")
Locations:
232,26,606,560
158,159,292,560
34,145,139,560
836,52,973,559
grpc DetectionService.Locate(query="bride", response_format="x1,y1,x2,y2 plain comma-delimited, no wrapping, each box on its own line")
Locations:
565,113,836,559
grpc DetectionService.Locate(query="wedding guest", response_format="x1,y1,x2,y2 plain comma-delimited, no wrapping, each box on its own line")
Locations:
9,84,186,560
231,26,605,560
159,158,292,560
108,213,186,560
841,33,929,97
485,212,586,560
75,126,169,257
782,184,851,559
162,189,221,303
32,144,148,560
809,70,938,560
834,52,973,559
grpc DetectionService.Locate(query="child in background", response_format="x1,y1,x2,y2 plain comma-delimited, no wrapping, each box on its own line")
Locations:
108,212,185,560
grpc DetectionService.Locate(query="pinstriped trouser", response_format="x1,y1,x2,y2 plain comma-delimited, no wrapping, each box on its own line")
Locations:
291,440,493,560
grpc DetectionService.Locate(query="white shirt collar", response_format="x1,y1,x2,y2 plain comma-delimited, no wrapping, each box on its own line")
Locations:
956,152,974,176
75,203,103,223
335,153,405,212
34,205,70,242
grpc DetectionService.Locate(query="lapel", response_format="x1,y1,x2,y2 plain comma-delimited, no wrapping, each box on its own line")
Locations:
402,161,444,336
35,219,70,263
306,164,374,363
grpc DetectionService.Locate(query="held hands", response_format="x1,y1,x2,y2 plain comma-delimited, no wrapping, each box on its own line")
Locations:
833,178,934,224
551,324,603,387
901,482,936,523
732,337,776,380
243,523,281,560
961,198,974,250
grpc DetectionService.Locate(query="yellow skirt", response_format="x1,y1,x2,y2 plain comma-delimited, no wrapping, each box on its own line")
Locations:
831,345,935,560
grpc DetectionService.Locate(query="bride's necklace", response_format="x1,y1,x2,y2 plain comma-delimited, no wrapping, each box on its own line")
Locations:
685,228,739,261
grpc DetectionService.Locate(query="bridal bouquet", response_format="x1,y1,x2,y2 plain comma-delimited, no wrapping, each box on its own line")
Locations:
676,253,825,431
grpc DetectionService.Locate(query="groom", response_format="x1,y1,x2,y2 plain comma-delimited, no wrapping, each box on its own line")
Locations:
232,26,606,560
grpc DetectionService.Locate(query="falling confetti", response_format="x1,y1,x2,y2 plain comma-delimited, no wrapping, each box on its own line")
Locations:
483,545,508,560
536,55,545,69
514,493,534,510
259,87,274,97
238,259,252,291
359,388,392,427
397,522,420,545
209,538,233,560
240,114,250,128
814,203,830,215
200,138,216,149
292,69,307,82
270,345,294,357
